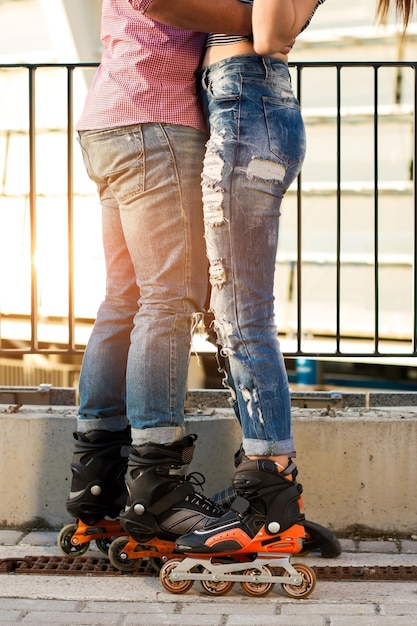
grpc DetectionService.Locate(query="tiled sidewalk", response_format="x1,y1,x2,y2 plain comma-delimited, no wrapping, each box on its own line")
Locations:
1,530,417,626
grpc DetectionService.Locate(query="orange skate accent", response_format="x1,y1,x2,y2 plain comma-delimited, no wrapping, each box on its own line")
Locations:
190,524,306,559
205,527,253,550
119,535,178,561
71,519,123,547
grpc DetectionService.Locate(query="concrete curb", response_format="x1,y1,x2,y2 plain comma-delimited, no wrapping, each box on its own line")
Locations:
1,393,417,534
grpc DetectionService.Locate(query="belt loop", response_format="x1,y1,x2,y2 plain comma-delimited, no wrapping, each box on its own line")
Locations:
261,57,269,80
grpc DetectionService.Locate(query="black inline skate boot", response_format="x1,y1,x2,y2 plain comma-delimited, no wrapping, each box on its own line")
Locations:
211,447,342,558
119,435,225,543
301,519,342,558
66,426,131,525
176,458,304,553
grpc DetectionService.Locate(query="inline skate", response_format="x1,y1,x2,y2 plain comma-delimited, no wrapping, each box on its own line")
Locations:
58,426,131,556
159,458,316,597
212,446,342,559
108,435,226,571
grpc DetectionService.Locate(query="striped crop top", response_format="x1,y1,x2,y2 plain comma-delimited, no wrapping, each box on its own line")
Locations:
206,0,326,48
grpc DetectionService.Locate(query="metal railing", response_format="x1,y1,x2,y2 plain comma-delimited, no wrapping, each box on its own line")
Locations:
0,61,416,361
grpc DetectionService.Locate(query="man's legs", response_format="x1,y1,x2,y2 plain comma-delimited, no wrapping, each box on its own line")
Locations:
67,123,224,538
67,130,140,523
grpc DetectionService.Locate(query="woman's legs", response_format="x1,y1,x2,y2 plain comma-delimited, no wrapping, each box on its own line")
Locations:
174,56,307,552
201,55,306,458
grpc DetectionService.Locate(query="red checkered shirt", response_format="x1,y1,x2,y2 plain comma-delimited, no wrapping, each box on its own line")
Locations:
77,0,207,132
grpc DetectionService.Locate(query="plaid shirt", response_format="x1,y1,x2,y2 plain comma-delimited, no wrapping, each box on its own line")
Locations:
77,0,207,132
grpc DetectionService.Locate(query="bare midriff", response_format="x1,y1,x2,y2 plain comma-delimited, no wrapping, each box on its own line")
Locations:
203,41,289,67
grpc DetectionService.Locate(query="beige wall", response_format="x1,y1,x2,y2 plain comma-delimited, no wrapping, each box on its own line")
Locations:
1,405,416,537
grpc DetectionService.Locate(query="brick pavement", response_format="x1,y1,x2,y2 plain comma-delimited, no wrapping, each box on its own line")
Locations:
0,531,417,625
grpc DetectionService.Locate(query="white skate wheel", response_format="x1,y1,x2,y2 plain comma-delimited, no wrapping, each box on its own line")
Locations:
267,521,281,534
90,485,102,496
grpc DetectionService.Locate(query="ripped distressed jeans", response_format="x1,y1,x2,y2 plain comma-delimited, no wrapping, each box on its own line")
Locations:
199,55,306,457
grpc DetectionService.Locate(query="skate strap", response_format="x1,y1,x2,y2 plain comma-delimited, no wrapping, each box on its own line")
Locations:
148,482,194,516
280,460,297,478
230,495,250,515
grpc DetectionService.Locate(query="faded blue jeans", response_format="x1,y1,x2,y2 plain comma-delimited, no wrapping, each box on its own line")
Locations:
199,55,306,457
77,123,208,445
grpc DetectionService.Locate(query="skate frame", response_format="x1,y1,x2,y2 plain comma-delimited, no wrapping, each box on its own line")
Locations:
168,554,303,585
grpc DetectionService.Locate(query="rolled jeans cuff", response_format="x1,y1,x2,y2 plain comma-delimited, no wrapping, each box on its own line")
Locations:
77,415,129,433
131,426,185,447
243,437,295,458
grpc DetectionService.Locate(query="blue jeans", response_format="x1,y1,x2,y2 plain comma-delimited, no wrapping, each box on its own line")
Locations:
77,123,208,445
199,55,306,456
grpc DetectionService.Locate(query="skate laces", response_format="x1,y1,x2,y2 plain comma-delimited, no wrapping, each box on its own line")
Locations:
184,472,226,515
185,490,225,516
186,471,205,490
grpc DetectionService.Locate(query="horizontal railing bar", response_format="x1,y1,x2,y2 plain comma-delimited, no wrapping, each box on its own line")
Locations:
0,61,416,69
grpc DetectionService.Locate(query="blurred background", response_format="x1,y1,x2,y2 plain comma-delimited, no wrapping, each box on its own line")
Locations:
1,0,417,395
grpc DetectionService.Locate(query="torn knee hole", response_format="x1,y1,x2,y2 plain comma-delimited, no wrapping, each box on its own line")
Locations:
209,260,226,288
247,158,286,182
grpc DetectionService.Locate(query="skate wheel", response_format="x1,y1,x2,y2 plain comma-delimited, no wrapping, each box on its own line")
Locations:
58,523,90,556
95,537,112,555
240,565,274,597
108,536,142,573
159,559,193,594
281,563,316,599
200,568,234,596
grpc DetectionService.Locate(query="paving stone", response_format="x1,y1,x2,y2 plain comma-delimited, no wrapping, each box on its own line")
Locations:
0,610,23,622
0,530,25,545
83,601,177,615
125,615,222,626
339,539,357,553
181,602,276,615
358,541,399,554
282,603,377,615
0,599,79,612
20,532,58,547
331,618,412,625
381,603,417,615
22,611,123,624
400,540,417,554
225,616,326,626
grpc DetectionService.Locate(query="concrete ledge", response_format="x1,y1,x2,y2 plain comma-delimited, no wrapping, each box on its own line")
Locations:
1,398,416,536
189,388,417,409
0,386,76,406
187,389,367,409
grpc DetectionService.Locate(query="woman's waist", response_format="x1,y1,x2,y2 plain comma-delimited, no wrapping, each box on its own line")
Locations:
203,42,288,67
199,52,290,84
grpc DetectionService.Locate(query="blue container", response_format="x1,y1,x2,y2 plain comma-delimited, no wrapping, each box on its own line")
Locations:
295,358,319,385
